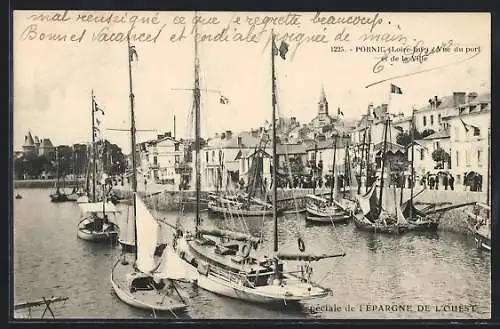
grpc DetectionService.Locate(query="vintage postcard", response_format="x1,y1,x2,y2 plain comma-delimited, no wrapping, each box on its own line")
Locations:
12,10,490,320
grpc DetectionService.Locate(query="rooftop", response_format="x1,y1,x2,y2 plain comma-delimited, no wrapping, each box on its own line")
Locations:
422,130,451,140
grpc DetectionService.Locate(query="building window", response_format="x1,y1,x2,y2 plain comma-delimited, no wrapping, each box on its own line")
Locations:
212,150,215,162
430,115,434,125
205,151,209,163
423,116,427,126
420,149,424,161
438,114,441,123
477,148,483,167
175,155,180,164
456,151,459,167
174,143,179,151
473,126,480,136
465,150,471,167
153,156,158,166
435,141,440,150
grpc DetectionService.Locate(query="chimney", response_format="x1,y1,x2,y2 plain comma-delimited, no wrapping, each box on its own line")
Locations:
157,134,163,140
226,130,233,139
467,92,478,103
251,129,259,138
165,132,172,138
453,92,467,107
221,132,226,139
237,136,242,146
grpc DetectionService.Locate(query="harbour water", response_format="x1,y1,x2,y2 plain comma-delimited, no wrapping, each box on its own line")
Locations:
13,188,490,319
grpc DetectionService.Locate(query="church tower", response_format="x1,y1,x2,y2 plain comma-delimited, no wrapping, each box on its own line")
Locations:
318,84,329,117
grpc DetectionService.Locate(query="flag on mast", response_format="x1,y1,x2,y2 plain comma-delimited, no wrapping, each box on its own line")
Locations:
273,39,290,60
129,45,139,62
390,83,403,94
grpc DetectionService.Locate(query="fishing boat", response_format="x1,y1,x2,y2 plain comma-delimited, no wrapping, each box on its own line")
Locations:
353,115,410,234
77,199,120,242
15,193,22,199
13,296,68,319
111,194,189,313
174,25,344,304
208,138,274,217
402,108,439,231
76,93,119,242
305,135,352,223
49,149,70,203
111,34,189,313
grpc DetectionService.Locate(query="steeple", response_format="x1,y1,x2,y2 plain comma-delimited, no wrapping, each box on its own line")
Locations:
318,84,329,116
23,131,35,148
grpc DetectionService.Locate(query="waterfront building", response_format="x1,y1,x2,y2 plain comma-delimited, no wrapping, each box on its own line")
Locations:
413,92,473,133
443,92,490,190
137,132,187,187
199,130,264,190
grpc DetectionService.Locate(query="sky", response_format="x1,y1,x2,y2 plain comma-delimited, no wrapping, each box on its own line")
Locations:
13,11,490,153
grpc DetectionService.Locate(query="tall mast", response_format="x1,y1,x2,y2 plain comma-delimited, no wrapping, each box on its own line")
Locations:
271,30,278,253
487,125,490,205
91,90,97,202
126,33,138,256
365,123,372,193
194,13,201,232
377,116,390,216
410,108,415,217
329,136,337,203
358,128,366,194
55,147,60,192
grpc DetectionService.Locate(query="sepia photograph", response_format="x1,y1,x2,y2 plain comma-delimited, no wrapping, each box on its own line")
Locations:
11,10,490,320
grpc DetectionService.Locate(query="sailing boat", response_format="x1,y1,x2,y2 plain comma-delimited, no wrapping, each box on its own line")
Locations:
353,115,410,234
49,148,70,203
76,92,120,242
402,108,439,231
466,125,491,251
305,134,352,223
208,128,274,217
110,33,189,313
174,26,344,304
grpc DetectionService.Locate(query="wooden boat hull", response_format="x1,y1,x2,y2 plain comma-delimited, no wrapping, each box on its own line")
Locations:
352,213,409,234
50,194,70,203
176,237,330,304
110,257,187,312
306,215,350,224
407,220,439,232
208,203,274,217
472,230,491,251
77,219,119,242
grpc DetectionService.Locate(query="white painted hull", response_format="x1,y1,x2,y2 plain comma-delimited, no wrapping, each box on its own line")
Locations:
110,257,187,312
77,228,119,242
177,238,330,304
193,270,329,303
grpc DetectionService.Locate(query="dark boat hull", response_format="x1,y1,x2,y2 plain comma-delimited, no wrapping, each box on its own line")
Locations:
407,220,439,232
50,194,70,203
352,213,409,234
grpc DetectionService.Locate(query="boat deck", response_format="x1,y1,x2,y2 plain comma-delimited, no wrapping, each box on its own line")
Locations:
111,254,187,312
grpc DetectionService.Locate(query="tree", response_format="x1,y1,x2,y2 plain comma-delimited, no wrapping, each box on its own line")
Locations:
421,129,435,139
432,148,450,168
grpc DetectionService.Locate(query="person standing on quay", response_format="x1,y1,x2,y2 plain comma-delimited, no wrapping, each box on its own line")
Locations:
449,175,454,191
443,174,449,190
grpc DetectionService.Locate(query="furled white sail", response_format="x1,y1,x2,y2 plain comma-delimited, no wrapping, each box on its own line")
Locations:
134,193,160,274
396,203,408,225
119,204,136,245
357,184,377,216
381,187,399,214
155,246,192,281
